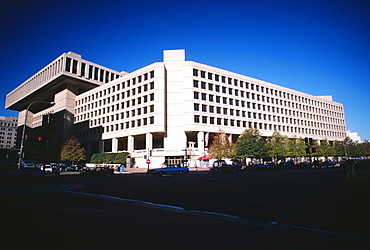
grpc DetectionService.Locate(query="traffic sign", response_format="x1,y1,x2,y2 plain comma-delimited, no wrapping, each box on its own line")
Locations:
146,159,151,164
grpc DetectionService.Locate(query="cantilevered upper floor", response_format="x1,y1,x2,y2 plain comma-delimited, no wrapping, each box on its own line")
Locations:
6,52,125,113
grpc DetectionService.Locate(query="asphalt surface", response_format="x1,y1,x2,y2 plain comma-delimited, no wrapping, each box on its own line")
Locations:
1,169,369,249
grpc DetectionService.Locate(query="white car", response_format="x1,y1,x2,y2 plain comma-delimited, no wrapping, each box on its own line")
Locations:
40,164,53,172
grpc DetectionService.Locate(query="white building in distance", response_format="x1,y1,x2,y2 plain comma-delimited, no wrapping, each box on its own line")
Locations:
0,116,18,149
6,49,346,167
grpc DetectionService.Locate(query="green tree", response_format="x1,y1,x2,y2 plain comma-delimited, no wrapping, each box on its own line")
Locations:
317,139,335,160
233,128,269,160
266,131,288,162
344,137,360,157
208,129,234,160
285,136,306,160
60,137,86,164
358,140,370,157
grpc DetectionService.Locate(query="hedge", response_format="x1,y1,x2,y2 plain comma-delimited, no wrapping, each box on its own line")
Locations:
90,152,130,164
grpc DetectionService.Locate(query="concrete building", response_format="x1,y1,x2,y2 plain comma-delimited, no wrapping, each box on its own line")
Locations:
0,116,18,149
6,49,346,166
347,131,361,143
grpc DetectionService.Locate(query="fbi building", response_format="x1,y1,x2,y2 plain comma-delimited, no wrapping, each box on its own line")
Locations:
6,50,346,167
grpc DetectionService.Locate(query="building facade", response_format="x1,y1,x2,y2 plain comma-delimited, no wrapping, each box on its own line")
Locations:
0,116,18,149
6,49,346,166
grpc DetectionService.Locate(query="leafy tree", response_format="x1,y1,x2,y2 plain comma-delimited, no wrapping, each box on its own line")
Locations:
208,129,234,159
317,139,336,160
344,137,360,157
285,136,306,160
60,137,86,164
266,131,288,162
358,140,370,157
233,128,269,160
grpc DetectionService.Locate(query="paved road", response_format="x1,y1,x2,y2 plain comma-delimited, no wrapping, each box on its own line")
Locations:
1,168,369,249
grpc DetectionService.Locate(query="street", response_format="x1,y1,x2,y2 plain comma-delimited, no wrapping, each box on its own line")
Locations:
1,168,369,249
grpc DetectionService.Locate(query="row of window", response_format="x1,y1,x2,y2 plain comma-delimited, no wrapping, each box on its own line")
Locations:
194,115,345,138
0,122,17,127
77,71,154,106
76,117,155,138
194,92,345,125
193,104,344,130
78,104,155,125
193,84,343,118
76,92,155,116
193,68,343,112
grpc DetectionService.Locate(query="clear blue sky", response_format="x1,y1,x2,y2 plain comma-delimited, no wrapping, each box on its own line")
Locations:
0,0,369,140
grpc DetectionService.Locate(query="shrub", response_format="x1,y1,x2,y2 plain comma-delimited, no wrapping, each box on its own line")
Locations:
90,152,129,164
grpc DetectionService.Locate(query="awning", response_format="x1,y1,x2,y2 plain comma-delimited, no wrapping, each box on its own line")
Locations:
198,156,210,161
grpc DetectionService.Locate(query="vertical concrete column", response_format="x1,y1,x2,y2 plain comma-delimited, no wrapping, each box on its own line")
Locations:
86,141,92,160
99,140,104,153
127,135,134,154
146,133,153,150
197,131,205,155
112,138,118,153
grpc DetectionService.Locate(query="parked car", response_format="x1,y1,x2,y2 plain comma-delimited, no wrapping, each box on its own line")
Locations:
21,160,37,168
347,159,370,183
212,160,226,167
148,164,189,176
295,162,313,169
211,164,241,173
320,161,336,168
80,167,114,179
38,164,53,173
0,167,43,184
249,163,274,171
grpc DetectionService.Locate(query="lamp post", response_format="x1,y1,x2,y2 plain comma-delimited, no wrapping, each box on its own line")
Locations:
18,101,55,169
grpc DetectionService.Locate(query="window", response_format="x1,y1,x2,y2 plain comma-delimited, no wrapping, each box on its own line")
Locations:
193,80,199,88
194,115,200,123
202,116,207,123
194,103,200,111
193,69,199,77
202,105,207,112
194,92,199,99
208,83,213,91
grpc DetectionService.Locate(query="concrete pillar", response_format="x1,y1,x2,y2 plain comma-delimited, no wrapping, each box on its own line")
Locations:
127,135,134,154
197,131,205,155
146,133,153,150
99,140,103,153
112,138,118,153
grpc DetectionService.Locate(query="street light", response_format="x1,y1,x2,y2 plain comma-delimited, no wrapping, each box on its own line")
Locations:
18,101,55,169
